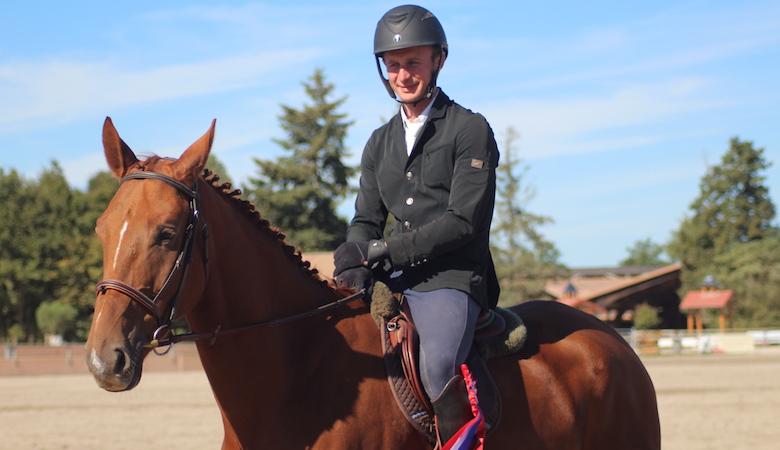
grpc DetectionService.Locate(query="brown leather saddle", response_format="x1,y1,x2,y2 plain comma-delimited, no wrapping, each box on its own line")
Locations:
380,296,505,446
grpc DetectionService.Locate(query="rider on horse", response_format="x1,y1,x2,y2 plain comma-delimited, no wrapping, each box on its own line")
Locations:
333,4,500,446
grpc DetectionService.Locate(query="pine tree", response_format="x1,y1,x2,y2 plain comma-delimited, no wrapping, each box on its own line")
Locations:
490,127,563,304
668,137,775,292
248,69,354,251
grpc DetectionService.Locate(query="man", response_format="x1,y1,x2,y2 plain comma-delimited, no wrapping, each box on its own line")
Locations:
333,5,499,446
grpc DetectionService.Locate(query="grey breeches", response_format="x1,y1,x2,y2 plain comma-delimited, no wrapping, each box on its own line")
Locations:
403,288,481,400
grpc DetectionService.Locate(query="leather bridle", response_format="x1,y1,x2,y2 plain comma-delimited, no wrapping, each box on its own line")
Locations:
95,170,209,355
94,170,365,354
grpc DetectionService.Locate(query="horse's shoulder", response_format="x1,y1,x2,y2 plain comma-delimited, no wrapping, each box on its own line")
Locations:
332,301,384,353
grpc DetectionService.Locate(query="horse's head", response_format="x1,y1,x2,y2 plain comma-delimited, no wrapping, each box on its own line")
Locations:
85,117,215,391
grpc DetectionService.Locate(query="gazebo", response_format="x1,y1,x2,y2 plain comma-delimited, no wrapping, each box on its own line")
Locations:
679,275,736,332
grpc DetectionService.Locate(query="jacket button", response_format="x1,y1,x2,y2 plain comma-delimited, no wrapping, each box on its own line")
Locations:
406,171,413,180
404,221,411,229
406,197,414,206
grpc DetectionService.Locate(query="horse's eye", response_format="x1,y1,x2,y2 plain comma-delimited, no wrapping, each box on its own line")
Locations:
156,227,176,244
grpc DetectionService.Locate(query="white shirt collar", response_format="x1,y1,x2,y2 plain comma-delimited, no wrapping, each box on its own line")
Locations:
400,90,439,155
400,89,439,125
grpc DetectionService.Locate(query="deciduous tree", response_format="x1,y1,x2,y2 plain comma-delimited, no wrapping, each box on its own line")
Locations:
0,166,117,342
0,164,74,341
620,238,669,267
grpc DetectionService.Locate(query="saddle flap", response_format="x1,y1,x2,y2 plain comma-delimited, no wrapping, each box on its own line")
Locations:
387,304,432,417
384,305,502,441
371,283,515,443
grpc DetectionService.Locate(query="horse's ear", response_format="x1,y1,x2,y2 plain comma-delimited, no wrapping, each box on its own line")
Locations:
102,117,138,179
173,119,216,182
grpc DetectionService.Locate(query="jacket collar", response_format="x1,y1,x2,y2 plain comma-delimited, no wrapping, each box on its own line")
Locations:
427,89,450,121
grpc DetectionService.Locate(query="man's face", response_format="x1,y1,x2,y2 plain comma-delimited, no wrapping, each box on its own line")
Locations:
383,45,442,103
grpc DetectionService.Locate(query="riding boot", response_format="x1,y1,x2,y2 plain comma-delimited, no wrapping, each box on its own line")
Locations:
431,374,473,447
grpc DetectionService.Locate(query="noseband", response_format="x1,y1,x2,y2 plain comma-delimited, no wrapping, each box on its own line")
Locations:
95,171,209,354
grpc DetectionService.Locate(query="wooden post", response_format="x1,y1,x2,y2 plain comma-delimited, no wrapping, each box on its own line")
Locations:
695,310,703,332
719,311,726,332
728,305,734,329
687,314,695,332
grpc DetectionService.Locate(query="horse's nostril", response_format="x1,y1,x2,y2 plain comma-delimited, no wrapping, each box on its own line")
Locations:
113,349,127,375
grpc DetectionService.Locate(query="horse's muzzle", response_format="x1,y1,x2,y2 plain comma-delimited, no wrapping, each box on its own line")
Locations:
85,342,144,392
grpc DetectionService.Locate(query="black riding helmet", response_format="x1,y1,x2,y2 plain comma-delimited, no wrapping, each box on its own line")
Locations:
374,5,448,103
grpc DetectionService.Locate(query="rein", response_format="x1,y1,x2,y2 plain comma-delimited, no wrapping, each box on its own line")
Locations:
94,170,365,353
149,289,366,348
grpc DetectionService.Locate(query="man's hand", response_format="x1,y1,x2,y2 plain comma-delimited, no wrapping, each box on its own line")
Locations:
335,266,373,293
333,240,390,276
334,241,369,276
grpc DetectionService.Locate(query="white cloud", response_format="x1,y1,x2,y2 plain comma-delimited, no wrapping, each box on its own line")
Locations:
0,48,322,134
483,78,724,159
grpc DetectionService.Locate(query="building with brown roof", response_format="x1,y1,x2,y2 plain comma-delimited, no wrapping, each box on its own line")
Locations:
545,263,685,328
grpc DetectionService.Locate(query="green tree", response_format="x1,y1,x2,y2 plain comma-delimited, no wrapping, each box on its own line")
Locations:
36,301,78,336
0,163,75,341
206,153,233,183
633,303,662,330
0,166,116,342
706,233,780,327
0,168,28,339
247,68,355,251
491,127,564,305
59,171,118,340
620,238,669,266
668,137,776,294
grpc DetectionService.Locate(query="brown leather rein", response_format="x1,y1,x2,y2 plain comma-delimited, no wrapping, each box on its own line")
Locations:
94,170,364,353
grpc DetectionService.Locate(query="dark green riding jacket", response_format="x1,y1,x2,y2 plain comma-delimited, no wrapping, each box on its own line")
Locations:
346,91,500,310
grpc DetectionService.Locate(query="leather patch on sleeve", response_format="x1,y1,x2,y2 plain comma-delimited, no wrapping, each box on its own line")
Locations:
471,159,484,169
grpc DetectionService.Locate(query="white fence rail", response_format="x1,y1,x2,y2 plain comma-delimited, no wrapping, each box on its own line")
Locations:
616,328,780,355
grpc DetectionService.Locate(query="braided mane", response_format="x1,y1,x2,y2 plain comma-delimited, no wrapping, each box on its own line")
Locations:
200,169,347,295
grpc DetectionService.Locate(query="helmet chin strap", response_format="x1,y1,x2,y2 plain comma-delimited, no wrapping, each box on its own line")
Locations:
396,85,435,107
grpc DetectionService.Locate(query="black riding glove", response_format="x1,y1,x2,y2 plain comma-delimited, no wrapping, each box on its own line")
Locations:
333,239,390,276
366,239,391,269
335,266,373,294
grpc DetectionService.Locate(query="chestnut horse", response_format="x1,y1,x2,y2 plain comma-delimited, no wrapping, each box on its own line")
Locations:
85,118,660,449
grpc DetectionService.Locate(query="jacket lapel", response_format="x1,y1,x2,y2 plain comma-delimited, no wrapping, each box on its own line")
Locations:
406,91,450,165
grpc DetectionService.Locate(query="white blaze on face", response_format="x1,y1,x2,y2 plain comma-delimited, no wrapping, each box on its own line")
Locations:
113,220,129,270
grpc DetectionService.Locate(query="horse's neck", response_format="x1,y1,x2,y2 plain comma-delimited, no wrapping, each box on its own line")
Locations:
181,185,394,446
196,183,333,322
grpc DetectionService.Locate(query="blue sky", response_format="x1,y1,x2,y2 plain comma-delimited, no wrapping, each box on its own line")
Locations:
2,1,779,268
